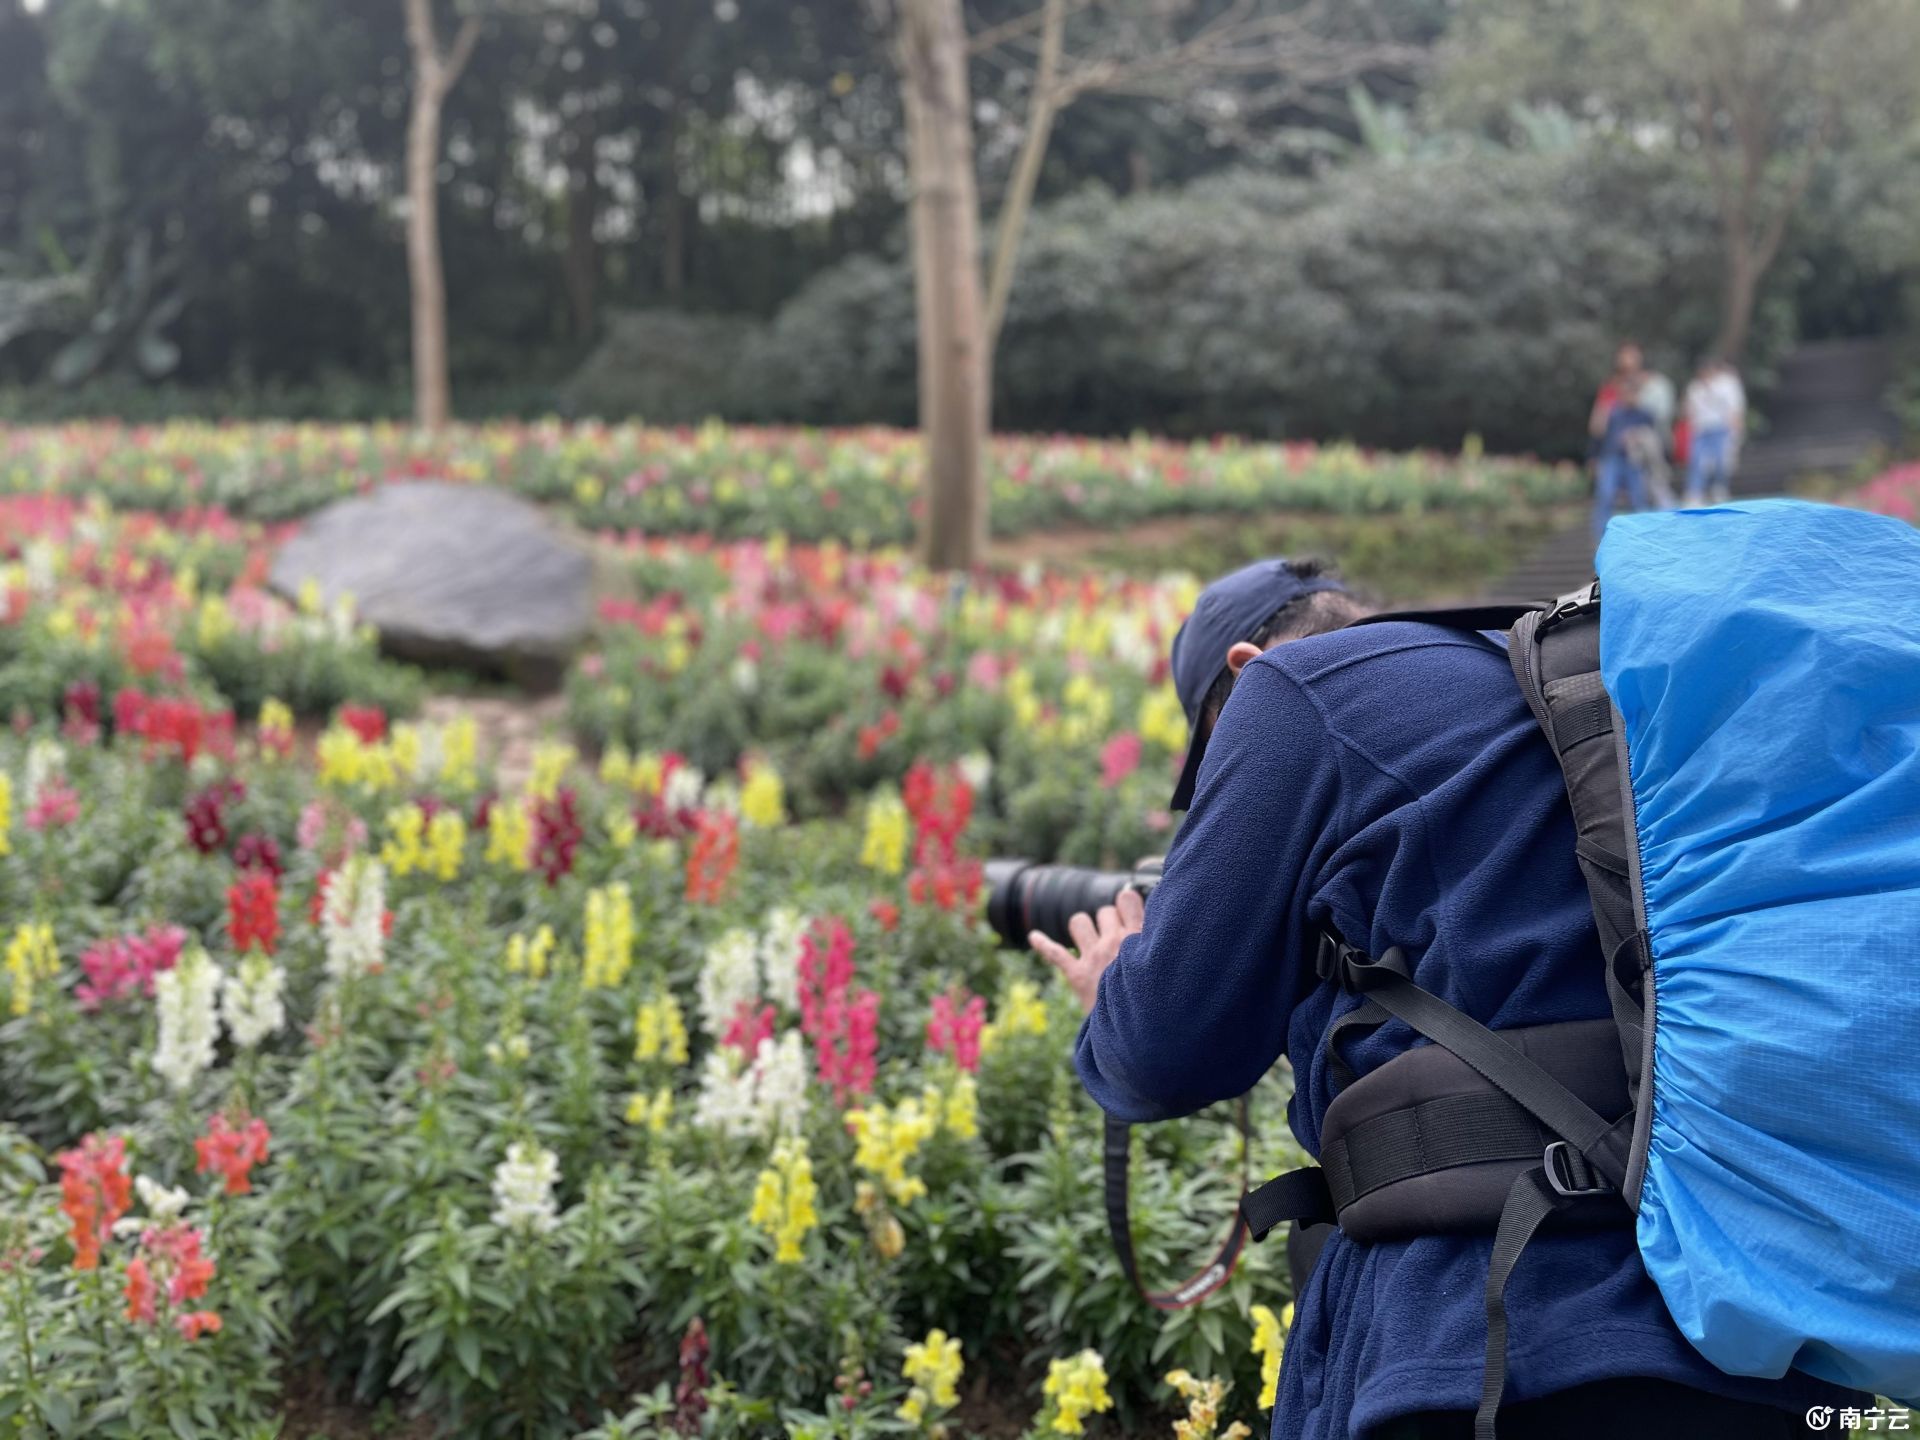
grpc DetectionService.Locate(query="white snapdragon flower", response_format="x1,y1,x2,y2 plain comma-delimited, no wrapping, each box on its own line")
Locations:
662,763,705,814
490,1141,560,1236
691,1048,758,1138
696,928,761,1037
759,908,808,1013
691,1031,810,1140
730,656,759,695
752,1031,810,1137
154,947,223,1092
23,738,66,804
322,855,387,981
956,751,994,795
221,951,287,1049
113,1175,192,1237
701,778,741,818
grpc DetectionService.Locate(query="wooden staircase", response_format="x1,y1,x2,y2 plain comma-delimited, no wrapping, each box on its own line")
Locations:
1487,338,1903,603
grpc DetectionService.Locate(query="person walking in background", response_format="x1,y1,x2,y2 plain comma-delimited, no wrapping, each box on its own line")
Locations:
1629,363,1678,508
1684,358,1747,504
1589,342,1654,544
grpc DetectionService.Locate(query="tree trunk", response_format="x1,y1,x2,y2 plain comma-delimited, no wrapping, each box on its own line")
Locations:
563,122,600,340
402,0,478,432
896,0,988,572
1713,246,1759,363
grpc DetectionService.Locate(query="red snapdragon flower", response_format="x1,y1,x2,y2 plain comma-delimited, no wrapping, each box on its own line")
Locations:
184,778,246,855
798,918,876,1099
125,1256,157,1323
53,1133,131,1271
196,1112,272,1195
125,1222,221,1339
530,788,584,886
337,704,387,744
857,710,901,761
63,681,102,745
176,1310,223,1341
867,898,901,932
227,871,280,956
684,812,739,905
25,780,79,831
233,830,284,880
926,990,987,1073
75,924,187,1009
1100,732,1143,788
722,1000,777,1057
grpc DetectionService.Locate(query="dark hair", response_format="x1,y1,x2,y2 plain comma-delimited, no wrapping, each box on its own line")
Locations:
1194,557,1371,732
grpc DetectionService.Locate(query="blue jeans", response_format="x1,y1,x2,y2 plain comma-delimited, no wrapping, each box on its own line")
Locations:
1685,426,1733,503
1593,451,1649,543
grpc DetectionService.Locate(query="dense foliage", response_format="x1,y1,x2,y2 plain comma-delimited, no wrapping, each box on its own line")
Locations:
0,421,1579,545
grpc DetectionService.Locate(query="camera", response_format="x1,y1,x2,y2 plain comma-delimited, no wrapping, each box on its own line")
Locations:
983,857,1164,948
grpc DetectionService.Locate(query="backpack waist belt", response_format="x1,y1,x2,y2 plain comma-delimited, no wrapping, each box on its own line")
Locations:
1244,1015,1632,1246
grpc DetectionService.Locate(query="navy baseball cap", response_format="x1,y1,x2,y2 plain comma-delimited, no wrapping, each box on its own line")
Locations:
1167,558,1345,810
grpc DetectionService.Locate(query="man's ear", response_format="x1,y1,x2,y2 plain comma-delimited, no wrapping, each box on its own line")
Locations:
1225,641,1263,677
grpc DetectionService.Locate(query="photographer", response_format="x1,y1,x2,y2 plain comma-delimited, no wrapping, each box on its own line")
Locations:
1027,558,1845,1438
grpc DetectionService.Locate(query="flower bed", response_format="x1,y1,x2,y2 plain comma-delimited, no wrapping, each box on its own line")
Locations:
0,514,1306,1438
1,420,1581,544
1851,460,1920,523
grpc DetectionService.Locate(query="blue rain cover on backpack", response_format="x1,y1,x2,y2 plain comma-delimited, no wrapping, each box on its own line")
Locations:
1597,499,1920,1400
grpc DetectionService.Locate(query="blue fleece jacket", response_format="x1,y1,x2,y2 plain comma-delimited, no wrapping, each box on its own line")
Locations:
1073,622,1852,1438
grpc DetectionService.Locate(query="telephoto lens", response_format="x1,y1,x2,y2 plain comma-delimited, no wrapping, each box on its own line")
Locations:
983,858,1163,948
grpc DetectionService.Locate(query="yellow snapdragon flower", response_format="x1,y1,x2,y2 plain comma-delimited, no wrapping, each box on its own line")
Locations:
504,925,556,980
425,810,466,881
898,1328,964,1425
486,798,533,872
529,741,576,801
1165,1370,1250,1440
980,979,1050,1056
1250,1302,1292,1409
921,1073,979,1142
633,990,690,1065
440,716,479,790
380,804,427,877
1040,1349,1114,1436
582,882,634,990
861,792,908,877
0,772,11,856
625,1086,673,1134
4,922,58,1018
740,762,786,828
748,1137,818,1264
599,743,634,790
1140,685,1189,753
846,1097,938,1206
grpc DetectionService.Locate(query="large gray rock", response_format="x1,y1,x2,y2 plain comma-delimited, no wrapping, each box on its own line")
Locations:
270,481,591,685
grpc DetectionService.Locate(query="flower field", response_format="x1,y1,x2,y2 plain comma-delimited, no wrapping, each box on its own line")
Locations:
1,496,1310,1438
0,421,1580,545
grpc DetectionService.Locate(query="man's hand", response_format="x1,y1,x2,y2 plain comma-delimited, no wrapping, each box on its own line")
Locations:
1030,886,1146,1014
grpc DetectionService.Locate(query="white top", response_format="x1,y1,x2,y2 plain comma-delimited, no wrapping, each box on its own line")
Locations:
1686,371,1745,433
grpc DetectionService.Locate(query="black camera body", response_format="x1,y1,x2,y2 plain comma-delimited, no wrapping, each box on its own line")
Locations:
983,857,1164,948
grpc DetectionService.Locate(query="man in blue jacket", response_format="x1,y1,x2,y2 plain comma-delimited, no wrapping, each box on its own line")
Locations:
1028,557,1847,1438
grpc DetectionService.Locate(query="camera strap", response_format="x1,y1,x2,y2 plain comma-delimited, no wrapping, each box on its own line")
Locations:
1102,1095,1256,1311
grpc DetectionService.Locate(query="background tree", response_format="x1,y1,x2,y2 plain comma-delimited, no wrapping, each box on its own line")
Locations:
403,0,482,430
876,0,991,571
1441,0,1920,362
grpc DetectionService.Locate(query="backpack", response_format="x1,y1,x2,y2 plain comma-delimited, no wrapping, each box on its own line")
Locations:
1240,499,1920,1435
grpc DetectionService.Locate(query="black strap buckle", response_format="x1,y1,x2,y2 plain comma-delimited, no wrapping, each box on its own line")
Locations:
1540,581,1601,633
1542,1140,1613,1199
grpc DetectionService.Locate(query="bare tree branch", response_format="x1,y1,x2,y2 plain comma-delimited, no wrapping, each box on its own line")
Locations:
443,15,483,91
